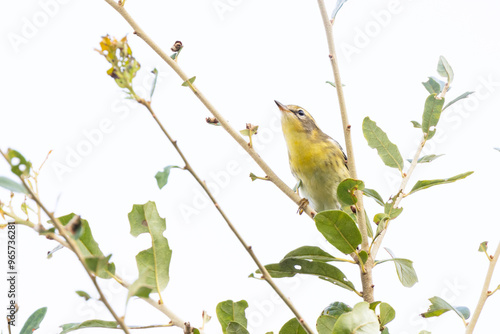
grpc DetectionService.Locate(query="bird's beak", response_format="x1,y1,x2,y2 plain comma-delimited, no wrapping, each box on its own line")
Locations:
274,100,291,113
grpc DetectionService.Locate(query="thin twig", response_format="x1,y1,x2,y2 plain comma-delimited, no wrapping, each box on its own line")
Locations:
0,151,131,334
135,98,315,334
316,0,372,302
466,242,500,334
101,0,316,219
370,136,427,259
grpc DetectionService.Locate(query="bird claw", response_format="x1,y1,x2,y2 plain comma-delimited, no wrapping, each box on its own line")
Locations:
297,198,309,215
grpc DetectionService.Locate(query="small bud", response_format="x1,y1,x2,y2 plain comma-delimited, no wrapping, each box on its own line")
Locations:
206,117,221,126
350,205,357,213
245,123,258,135
171,41,183,52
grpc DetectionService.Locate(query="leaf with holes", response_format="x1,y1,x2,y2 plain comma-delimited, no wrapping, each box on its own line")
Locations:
127,201,171,299
337,179,365,206
421,296,470,321
7,149,31,177
216,300,248,334
56,214,115,279
421,94,445,140
279,318,307,334
408,171,474,195
362,117,404,172
259,258,357,293
283,246,339,262
315,210,362,255
332,302,379,333
155,165,181,189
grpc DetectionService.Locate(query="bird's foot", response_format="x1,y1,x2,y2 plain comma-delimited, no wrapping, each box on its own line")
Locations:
297,198,309,215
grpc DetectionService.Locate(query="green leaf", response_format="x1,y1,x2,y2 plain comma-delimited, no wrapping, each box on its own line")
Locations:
56,214,116,279
407,154,445,164
283,246,339,262
376,248,418,287
478,241,488,253
75,290,91,301
85,255,114,278
318,302,353,332
422,77,442,94
315,210,362,254
279,318,307,334
363,188,384,206
216,300,248,334
326,80,345,88
368,301,381,311
384,202,403,220
358,250,368,265
127,202,172,299
379,302,396,326
261,258,357,293
362,117,404,172
150,68,159,99
337,179,365,206
421,296,470,320
408,171,474,195
437,56,454,83
182,76,196,86
419,331,431,334
381,328,389,334
316,315,336,334
411,121,422,128
60,320,119,334
227,322,250,334
20,307,47,334
332,302,379,334
155,165,181,189
0,176,28,194
421,94,445,140
7,149,32,177
442,91,474,111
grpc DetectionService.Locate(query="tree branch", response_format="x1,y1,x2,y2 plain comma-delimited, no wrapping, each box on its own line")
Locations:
316,0,372,302
0,151,131,334
135,98,315,333
466,242,500,334
101,0,316,219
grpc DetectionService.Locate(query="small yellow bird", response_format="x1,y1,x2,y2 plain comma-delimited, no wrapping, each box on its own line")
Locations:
275,100,350,212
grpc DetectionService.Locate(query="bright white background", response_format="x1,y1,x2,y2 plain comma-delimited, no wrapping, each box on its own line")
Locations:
1,0,500,333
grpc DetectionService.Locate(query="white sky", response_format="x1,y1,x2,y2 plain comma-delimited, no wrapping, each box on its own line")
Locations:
1,0,500,333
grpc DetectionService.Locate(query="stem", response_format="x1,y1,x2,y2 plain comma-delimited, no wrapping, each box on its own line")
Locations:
370,136,427,259
0,152,131,334
316,0,372,302
101,0,316,219
136,99,315,333
466,242,500,334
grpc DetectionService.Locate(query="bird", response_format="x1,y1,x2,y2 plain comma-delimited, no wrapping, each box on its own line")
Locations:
275,100,350,212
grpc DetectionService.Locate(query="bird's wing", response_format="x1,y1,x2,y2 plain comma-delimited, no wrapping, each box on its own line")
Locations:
328,137,348,169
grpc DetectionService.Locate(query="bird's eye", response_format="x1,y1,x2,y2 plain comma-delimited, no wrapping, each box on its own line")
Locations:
297,109,305,116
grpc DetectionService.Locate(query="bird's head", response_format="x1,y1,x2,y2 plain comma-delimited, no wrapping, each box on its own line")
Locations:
275,100,319,137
